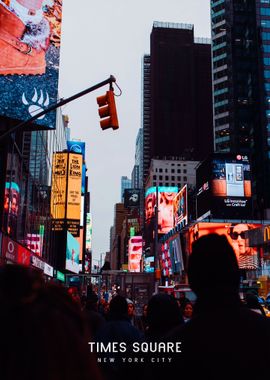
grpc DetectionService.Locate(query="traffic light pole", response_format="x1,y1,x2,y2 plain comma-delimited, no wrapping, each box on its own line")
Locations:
0,75,116,141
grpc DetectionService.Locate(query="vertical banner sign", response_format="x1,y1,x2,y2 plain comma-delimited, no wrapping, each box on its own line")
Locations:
66,153,83,220
50,152,68,219
0,0,64,130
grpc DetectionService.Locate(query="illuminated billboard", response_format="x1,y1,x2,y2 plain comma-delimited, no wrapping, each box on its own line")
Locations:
145,186,178,234
66,231,80,274
128,236,143,272
160,235,184,277
187,222,262,270
173,185,188,226
66,153,82,220
0,1,63,129
196,154,252,219
50,152,68,219
124,189,141,208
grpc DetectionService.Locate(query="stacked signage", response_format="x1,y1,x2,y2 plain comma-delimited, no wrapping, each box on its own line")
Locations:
51,152,82,237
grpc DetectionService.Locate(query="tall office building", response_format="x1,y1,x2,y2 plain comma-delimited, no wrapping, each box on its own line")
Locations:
143,22,213,187
211,0,270,212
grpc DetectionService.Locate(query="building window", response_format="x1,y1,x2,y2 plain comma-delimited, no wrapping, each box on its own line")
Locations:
159,175,163,180
165,175,169,180
183,176,187,182
171,169,175,173
171,183,175,187
159,168,163,173
153,182,156,186
165,169,168,173
183,169,187,173
165,182,169,186
171,176,175,180
177,169,181,173
177,176,181,181
153,175,156,180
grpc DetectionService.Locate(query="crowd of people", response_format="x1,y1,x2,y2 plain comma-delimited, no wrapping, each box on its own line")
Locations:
1,233,270,380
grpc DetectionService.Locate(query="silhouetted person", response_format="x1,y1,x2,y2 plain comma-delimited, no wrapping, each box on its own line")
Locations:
165,234,270,380
94,295,142,380
0,264,101,380
146,293,183,339
83,292,106,337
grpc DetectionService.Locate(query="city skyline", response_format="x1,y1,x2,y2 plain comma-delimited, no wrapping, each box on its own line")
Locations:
58,0,211,260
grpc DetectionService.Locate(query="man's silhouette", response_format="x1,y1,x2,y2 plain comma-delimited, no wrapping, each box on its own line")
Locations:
162,234,270,380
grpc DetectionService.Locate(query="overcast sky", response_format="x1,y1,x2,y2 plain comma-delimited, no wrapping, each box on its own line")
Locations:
58,0,211,262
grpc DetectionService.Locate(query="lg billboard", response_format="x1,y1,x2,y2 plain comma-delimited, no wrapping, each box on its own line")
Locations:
196,154,252,220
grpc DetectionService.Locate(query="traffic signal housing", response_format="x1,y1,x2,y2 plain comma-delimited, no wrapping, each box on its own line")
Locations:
96,90,119,130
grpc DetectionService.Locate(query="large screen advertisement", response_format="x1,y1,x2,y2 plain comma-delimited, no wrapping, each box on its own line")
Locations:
66,231,80,274
196,154,252,219
160,235,184,277
128,236,143,272
187,222,262,270
50,152,68,219
0,0,63,130
173,185,188,226
145,186,178,235
66,153,82,220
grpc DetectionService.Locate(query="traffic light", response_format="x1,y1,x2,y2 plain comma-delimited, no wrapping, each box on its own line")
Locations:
96,90,119,130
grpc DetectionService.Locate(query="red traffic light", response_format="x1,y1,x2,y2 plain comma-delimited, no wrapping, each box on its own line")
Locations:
96,90,119,130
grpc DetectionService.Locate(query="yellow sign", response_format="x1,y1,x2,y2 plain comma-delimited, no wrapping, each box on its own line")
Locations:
66,153,82,220
50,153,68,219
264,226,270,242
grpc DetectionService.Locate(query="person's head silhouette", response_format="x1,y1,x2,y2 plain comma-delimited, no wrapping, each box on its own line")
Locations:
188,234,240,298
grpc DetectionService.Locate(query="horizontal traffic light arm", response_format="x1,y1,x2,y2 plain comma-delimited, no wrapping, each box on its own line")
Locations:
0,75,117,141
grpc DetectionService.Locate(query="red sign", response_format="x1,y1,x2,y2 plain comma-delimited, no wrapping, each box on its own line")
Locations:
2,235,31,266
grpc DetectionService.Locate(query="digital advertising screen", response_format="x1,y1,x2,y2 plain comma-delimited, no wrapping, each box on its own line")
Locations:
50,152,68,220
66,231,80,274
128,236,143,272
187,222,262,270
144,256,154,273
145,186,178,235
0,0,64,129
196,154,252,220
160,242,173,277
124,189,141,208
66,153,83,220
173,185,188,226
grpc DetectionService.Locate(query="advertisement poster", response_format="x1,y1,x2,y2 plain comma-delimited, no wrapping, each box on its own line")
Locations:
187,222,262,270
50,152,68,219
65,230,80,274
145,186,178,235
128,236,143,272
66,153,82,220
173,185,188,226
0,0,63,129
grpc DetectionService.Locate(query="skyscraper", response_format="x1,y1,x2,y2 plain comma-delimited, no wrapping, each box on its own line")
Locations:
211,0,270,214
143,22,213,187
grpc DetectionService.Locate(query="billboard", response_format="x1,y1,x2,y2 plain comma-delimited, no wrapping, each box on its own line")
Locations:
128,236,143,272
2,235,31,265
187,222,262,270
0,1,63,130
50,152,68,219
3,181,20,236
67,141,85,160
66,153,82,220
124,189,140,208
66,231,80,274
196,154,252,219
173,185,188,226
145,186,178,235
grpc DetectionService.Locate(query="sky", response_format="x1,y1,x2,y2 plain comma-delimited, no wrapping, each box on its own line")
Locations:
58,0,211,261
